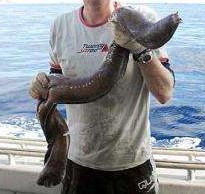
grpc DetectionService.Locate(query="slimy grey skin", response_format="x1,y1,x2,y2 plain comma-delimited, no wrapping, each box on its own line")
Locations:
39,42,130,105
34,43,130,187
110,6,182,49
30,7,181,187
36,101,69,187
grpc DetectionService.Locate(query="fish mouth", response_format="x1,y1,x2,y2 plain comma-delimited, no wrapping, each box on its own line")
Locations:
172,12,183,24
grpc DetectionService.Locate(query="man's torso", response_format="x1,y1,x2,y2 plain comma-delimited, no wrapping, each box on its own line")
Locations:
50,6,152,170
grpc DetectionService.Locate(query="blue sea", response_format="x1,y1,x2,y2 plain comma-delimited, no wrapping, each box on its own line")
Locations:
0,3,204,149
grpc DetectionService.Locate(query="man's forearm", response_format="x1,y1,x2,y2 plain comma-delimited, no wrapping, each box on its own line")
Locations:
138,56,175,104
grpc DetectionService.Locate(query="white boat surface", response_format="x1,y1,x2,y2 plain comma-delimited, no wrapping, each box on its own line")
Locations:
0,136,205,194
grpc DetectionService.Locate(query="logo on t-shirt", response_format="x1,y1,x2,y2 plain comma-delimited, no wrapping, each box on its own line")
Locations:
77,43,109,53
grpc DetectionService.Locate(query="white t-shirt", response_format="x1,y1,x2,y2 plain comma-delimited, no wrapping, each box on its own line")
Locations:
49,5,166,171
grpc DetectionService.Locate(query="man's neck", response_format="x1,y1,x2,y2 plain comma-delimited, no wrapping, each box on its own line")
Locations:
82,1,114,26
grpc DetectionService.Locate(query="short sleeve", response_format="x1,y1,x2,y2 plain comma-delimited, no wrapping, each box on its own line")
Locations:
49,21,62,73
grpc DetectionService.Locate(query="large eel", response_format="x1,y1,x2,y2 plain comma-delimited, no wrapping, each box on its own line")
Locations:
35,42,130,187
30,6,182,187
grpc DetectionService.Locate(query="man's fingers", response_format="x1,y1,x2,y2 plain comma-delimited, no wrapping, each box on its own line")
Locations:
113,24,144,52
29,72,49,100
29,89,40,99
31,77,43,89
36,72,49,88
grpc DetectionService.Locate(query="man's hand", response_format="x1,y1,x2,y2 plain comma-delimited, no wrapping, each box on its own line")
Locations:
113,25,142,52
29,72,49,100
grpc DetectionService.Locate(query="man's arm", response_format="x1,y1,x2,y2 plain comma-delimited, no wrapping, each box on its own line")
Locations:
132,6,175,104
137,56,175,104
113,5,175,104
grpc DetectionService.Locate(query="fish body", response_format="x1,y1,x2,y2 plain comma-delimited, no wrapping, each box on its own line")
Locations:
46,42,129,104
36,100,69,187
36,43,129,187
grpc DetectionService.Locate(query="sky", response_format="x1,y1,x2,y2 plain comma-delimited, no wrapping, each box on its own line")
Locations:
0,0,205,3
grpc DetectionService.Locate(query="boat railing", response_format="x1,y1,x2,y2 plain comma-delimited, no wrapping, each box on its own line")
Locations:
0,136,205,181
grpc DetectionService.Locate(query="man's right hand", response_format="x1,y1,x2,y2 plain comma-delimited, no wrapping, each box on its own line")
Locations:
114,25,148,56
29,72,49,100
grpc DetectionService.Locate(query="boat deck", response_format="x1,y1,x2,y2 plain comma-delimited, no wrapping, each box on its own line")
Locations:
0,136,205,194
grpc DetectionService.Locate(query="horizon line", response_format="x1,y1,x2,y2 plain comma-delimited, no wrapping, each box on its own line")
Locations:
0,1,205,5
0,0,205,4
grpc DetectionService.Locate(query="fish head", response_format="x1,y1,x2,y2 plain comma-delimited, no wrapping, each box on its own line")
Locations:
109,6,145,53
109,6,145,34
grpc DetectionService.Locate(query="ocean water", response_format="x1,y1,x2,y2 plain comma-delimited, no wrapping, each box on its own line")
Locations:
0,3,204,149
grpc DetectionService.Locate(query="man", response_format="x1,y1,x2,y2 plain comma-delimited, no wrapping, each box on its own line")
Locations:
30,0,175,193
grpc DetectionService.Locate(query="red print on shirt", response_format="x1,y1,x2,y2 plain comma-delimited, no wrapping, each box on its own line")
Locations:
77,43,109,53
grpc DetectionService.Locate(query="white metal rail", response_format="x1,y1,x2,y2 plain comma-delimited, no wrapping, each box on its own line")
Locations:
1,136,205,181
